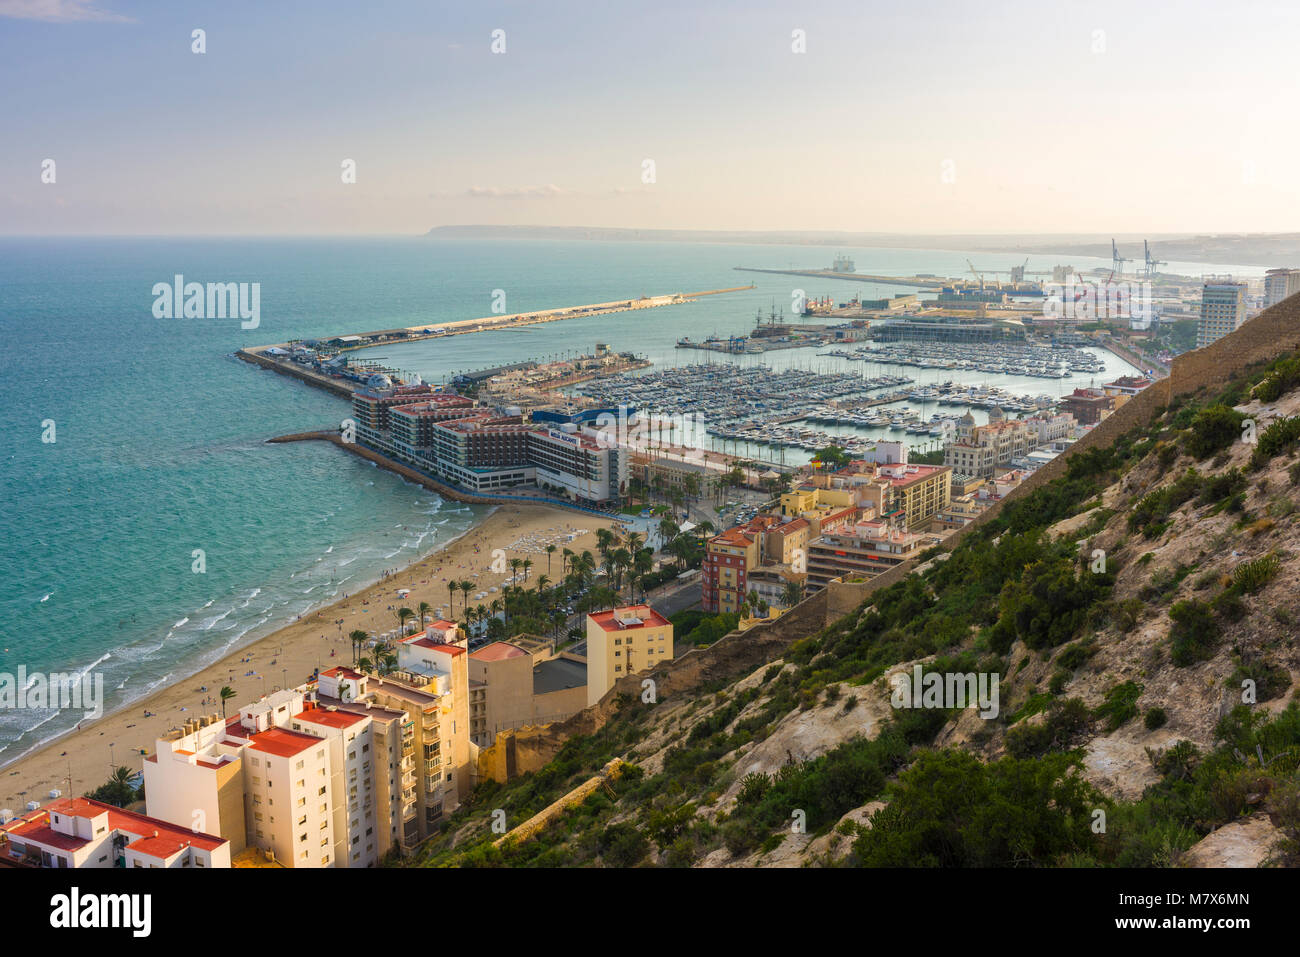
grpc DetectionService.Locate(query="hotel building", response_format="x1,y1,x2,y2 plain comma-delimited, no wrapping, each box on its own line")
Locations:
352,383,627,504
1264,268,1300,307
1197,282,1247,348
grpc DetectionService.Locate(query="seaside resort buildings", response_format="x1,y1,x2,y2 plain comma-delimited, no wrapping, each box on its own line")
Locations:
3,607,674,868
351,378,627,505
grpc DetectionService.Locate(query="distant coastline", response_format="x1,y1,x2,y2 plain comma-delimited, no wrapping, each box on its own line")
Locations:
425,225,1300,267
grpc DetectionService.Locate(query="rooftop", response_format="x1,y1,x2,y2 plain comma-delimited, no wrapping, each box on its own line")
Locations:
534,657,587,695
246,726,324,759
470,641,528,662
588,605,670,632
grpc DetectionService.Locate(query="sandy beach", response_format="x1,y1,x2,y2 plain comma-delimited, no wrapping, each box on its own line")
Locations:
0,503,616,812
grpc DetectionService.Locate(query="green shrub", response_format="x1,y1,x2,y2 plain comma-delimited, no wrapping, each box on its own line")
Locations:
1230,659,1292,703
1144,707,1168,730
851,750,1102,867
1006,698,1093,758
1169,600,1219,666
1095,681,1143,733
1230,553,1280,594
1184,406,1246,460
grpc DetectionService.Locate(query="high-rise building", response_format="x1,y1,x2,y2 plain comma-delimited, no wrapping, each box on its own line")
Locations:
1197,282,1247,348
1264,268,1300,307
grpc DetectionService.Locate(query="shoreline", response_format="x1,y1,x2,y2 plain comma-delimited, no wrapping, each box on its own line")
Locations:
1,502,616,812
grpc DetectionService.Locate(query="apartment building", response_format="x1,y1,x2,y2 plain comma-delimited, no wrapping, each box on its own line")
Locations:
1197,281,1247,348
805,519,934,590
1059,388,1116,426
468,638,588,746
943,412,1036,479
0,797,231,869
703,514,818,613
586,605,674,707
140,662,468,866
1264,268,1300,307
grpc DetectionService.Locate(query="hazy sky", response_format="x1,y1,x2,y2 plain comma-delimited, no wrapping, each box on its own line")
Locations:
3,0,1297,235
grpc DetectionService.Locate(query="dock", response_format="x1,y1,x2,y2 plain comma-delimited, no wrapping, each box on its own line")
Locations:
237,285,753,397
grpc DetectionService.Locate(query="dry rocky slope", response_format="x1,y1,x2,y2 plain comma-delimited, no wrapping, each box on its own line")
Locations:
410,315,1300,868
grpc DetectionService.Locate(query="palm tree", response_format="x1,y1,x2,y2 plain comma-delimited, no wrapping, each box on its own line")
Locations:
545,543,557,576
417,600,432,629
447,580,458,617
536,574,551,595
522,558,533,583
459,580,474,612
561,547,574,578
357,656,374,673
397,606,415,635
781,580,803,608
219,685,237,719
349,629,368,664
509,558,521,581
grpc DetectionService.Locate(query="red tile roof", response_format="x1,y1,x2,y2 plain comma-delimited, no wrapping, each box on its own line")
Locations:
470,641,527,661
321,666,365,680
246,726,324,759
295,707,364,730
12,797,229,855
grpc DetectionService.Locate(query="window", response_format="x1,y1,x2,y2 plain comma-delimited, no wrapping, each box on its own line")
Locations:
296,759,304,770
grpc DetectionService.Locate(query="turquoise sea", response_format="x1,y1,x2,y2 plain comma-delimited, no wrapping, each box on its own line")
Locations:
0,237,1264,765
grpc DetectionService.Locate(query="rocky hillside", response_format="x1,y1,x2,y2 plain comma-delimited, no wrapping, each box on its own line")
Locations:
406,352,1300,869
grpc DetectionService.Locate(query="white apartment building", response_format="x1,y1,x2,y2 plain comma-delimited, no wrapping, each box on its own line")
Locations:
1264,268,1300,307
1197,282,1247,348
1,797,230,869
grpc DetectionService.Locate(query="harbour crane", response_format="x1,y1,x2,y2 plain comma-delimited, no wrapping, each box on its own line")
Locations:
965,258,986,290
1111,239,1132,280
1142,240,1166,278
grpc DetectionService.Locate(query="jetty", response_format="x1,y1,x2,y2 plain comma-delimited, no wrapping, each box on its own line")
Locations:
237,285,753,396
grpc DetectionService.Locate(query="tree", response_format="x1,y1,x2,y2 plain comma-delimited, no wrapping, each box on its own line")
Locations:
397,606,415,635
349,629,369,664
781,579,803,608
220,685,237,718
545,543,557,576
459,580,474,611
812,445,851,469
447,580,459,617
417,600,432,629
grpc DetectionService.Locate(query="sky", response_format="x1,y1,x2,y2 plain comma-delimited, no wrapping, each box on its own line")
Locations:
2,0,1298,235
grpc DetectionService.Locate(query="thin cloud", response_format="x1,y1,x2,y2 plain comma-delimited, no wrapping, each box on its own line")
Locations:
465,184,567,199
0,0,134,22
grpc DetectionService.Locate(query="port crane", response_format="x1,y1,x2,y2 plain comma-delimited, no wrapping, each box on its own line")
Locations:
965,259,986,290
1141,240,1166,278
1111,239,1132,280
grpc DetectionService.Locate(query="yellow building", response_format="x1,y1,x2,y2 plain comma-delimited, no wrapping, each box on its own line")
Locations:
585,605,674,707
